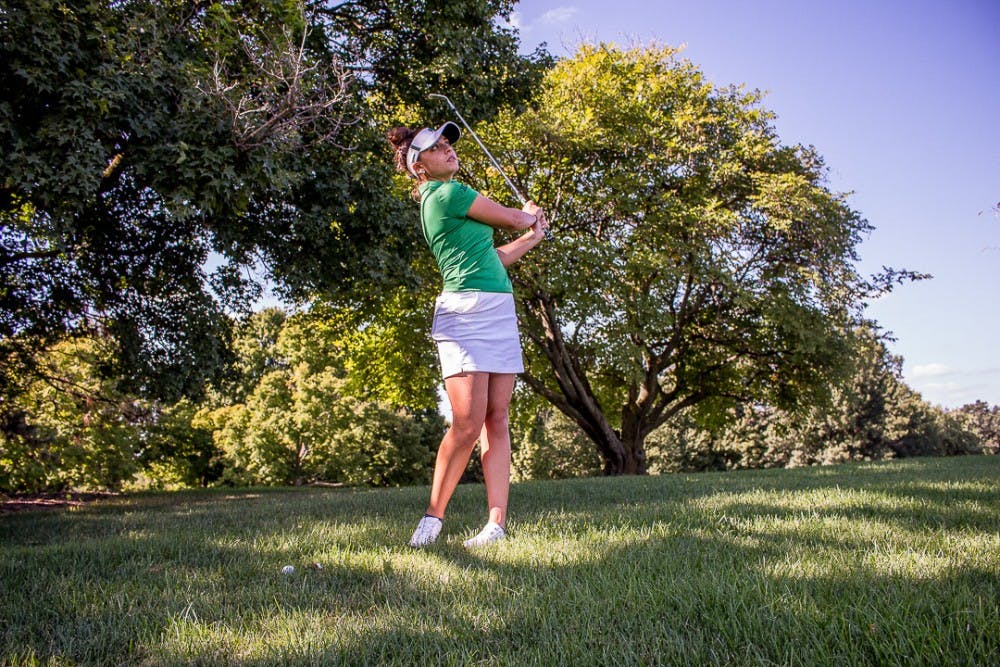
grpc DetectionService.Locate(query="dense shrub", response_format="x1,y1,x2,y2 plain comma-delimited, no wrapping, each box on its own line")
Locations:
511,408,603,481
0,338,147,493
949,401,1000,454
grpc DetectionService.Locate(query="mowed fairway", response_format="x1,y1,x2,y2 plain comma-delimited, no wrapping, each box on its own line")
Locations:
2,456,998,666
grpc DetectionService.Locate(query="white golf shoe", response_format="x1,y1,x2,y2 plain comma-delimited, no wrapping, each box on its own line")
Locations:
463,521,506,548
408,514,443,547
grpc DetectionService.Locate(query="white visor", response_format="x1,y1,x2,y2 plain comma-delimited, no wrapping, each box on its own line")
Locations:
406,122,461,176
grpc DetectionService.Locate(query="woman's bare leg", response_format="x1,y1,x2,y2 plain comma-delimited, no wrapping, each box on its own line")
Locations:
478,373,516,528
426,372,489,519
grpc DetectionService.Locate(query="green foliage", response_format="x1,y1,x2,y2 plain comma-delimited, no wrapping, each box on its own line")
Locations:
323,287,442,412
1,0,547,487
0,329,234,494
331,404,443,487
645,328,983,473
510,401,602,481
1,0,548,420
457,43,891,473
881,387,980,459
313,0,553,119
0,336,148,492
225,307,289,404
138,398,223,489
0,304,444,493
0,0,273,405
949,401,1000,454
204,364,351,486
200,308,442,487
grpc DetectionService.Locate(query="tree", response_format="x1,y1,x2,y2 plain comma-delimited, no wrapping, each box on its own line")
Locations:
643,328,982,473
779,326,905,467
510,402,602,481
200,308,443,486
2,0,272,404
223,307,289,404
950,401,1000,454
1,0,549,427
311,0,549,117
0,336,149,492
460,44,920,474
139,398,223,488
882,387,979,458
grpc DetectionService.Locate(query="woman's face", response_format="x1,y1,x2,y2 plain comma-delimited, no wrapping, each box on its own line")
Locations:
415,138,458,180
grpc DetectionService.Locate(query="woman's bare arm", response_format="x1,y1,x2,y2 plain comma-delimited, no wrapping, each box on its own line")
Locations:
495,229,544,266
466,194,537,230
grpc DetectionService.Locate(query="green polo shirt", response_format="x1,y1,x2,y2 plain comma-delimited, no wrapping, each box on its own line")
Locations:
419,180,513,293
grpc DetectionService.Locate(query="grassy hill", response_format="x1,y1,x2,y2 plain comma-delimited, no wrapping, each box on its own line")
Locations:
2,456,998,666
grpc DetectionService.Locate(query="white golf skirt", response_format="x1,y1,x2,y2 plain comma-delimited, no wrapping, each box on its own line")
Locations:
430,291,524,378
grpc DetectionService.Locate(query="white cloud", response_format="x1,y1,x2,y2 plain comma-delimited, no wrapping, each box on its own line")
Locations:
510,6,580,43
914,380,990,408
912,363,955,378
905,365,1000,408
540,7,579,25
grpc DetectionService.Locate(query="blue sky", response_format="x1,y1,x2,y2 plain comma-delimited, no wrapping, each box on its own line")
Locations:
507,0,1000,408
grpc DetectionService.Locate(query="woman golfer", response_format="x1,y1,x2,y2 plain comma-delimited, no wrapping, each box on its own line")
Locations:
388,122,548,548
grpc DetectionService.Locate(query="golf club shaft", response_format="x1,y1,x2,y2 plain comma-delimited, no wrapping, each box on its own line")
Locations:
428,93,553,240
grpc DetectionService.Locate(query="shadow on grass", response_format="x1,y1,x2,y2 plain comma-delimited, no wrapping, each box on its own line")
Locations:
1,457,997,665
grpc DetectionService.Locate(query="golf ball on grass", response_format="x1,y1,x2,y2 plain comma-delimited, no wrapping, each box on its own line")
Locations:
281,565,295,575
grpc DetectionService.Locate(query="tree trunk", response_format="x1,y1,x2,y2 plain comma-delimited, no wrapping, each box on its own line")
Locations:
618,412,649,475
519,291,652,476
599,434,648,474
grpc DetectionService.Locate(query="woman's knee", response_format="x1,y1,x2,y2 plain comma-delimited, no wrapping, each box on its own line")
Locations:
483,407,510,434
447,418,483,445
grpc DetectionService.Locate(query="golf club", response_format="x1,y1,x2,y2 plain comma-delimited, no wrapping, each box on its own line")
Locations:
428,93,553,240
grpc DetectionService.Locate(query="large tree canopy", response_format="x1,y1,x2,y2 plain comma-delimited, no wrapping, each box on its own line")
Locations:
458,44,914,474
0,0,548,407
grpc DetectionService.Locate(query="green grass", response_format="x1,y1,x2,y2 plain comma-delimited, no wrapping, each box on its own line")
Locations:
2,456,998,666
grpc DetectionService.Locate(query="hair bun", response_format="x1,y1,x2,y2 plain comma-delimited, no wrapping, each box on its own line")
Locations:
387,126,420,174
387,126,417,151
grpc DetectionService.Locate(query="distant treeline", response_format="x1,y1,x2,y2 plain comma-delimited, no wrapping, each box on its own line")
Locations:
2,309,995,494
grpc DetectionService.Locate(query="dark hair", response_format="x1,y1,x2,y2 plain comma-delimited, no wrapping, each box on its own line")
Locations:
387,126,418,176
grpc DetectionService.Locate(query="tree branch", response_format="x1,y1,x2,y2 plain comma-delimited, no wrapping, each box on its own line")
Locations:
521,291,626,465
196,8,357,151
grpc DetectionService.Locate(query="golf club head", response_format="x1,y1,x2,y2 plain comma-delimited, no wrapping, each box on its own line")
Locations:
427,93,453,106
